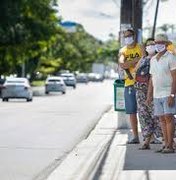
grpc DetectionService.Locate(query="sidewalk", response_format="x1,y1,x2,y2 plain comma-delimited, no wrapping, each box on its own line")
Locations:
46,108,176,180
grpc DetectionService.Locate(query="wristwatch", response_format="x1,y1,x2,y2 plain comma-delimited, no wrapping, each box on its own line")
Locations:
170,94,175,97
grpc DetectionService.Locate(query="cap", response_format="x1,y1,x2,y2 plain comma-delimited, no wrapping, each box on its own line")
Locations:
155,34,168,42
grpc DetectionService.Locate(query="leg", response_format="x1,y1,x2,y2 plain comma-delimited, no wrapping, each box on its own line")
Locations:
124,86,139,143
129,113,138,138
159,115,168,147
165,114,175,149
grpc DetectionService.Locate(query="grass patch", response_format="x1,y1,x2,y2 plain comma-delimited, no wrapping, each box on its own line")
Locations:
31,80,45,87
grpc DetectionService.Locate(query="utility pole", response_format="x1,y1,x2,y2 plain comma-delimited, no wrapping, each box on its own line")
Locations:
132,0,143,43
120,0,143,44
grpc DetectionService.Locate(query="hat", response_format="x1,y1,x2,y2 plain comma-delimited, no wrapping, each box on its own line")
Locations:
155,34,168,42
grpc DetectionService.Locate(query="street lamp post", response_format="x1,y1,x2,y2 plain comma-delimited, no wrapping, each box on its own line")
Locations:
152,0,168,38
152,0,160,38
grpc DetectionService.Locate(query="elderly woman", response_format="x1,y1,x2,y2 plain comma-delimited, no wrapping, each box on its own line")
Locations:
135,38,162,150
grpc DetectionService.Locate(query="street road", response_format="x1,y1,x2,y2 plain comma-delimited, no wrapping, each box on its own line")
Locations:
0,80,114,180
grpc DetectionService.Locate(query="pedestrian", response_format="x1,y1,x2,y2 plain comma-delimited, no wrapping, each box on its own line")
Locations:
167,41,176,55
146,34,176,153
118,29,144,144
135,38,162,150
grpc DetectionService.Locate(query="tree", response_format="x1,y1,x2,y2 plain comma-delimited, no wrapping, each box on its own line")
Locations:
0,0,59,77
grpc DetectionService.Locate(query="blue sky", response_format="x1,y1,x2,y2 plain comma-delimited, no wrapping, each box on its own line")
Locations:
59,0,176,41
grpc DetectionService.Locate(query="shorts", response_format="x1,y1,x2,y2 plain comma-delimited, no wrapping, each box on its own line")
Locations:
124,85,137,114
153,97,176,116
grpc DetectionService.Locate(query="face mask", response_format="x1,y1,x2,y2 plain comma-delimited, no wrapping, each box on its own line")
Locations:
155,44,166,52
146,45,156,55
124,36,134,45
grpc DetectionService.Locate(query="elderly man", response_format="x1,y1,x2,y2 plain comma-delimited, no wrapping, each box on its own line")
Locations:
147,34,176,153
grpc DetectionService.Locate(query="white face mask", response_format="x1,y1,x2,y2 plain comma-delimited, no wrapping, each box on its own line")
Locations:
155,44,166,52
124,36,134,45
146,45,156,55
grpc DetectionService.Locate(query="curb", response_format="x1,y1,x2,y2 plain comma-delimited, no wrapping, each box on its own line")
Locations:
45,108,129,180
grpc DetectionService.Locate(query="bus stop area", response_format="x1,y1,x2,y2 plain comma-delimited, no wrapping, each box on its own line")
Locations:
45,107,176,180
44,80,176,180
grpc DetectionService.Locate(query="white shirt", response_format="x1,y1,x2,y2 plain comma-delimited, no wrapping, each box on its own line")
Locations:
150,51,176,98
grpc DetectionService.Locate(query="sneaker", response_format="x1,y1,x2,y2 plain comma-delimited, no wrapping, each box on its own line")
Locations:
127,137,140,144
150,138,162,144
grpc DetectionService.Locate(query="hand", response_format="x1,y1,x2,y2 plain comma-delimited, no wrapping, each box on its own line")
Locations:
167,96,175,107
119,63,129,69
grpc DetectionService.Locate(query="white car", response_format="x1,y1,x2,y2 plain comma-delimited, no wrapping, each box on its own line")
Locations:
1,77,33,102
45,76,66,94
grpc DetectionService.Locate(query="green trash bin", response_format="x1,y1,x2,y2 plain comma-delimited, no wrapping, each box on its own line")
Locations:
114,79,125,111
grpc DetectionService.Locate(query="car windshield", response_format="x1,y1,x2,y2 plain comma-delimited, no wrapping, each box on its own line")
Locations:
48,79,61,82
61,74,74,77
6,81,25,83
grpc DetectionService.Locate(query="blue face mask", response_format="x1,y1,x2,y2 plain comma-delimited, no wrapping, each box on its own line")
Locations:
155,44,166,52
124,36,134,45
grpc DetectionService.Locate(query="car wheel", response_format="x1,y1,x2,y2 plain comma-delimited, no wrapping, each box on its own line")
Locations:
2,98,8,102
45,91,49,94
26,98,32,102
62,91,66,94
73,85,76,89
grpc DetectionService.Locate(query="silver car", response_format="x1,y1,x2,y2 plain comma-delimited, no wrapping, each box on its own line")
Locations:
45,76,66,94
1,77,33,102
60,73,77,89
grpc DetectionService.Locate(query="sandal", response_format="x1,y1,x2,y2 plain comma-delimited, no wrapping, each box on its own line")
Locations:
155,146,165,153
162,148,175,154
139,144,150,150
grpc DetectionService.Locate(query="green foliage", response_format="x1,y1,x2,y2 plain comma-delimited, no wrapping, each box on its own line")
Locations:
0,0,58,77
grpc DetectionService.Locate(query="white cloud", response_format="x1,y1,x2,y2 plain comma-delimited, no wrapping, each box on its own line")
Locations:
59,0,120,41
59,0,176,41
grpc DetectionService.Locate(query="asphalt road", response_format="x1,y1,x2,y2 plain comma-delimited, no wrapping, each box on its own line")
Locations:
0,80,114,180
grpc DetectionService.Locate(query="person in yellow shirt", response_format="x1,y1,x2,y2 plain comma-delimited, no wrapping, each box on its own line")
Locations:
167,41,176,55
119,29,144,144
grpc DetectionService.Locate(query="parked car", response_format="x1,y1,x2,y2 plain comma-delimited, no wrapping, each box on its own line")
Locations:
76,73,89,84
1,77,33,102
0,78,5,97
60,73,77,88
45,76,66,94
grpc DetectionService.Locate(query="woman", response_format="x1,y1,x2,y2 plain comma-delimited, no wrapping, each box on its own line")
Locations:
135,38,162,150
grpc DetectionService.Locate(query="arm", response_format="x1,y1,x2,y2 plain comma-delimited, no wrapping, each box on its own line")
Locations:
119,55,139,69
134,57,143,72
146,77,153,105
170,69,176,95
118,53,134,79
167,69,176,107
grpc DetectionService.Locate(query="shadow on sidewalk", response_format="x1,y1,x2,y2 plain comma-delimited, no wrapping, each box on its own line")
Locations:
123,132,176,170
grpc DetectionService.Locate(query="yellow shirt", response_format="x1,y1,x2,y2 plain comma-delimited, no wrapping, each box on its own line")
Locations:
120,44,142,87
167,44,176,55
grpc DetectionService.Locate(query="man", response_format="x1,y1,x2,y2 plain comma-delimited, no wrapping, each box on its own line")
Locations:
147,34,176,153
119,29,143,143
